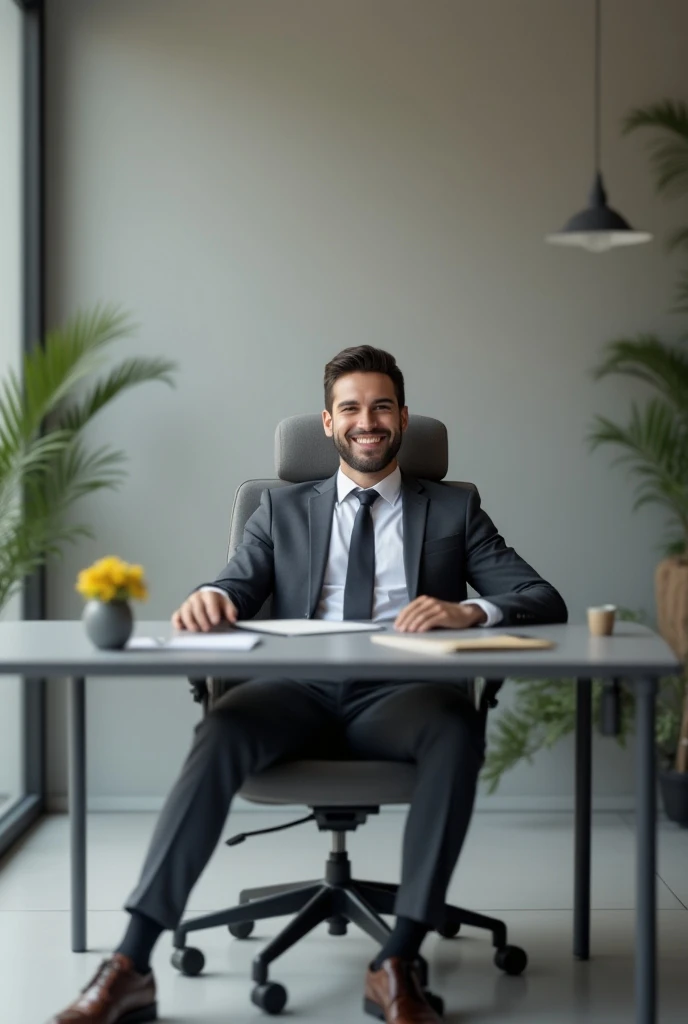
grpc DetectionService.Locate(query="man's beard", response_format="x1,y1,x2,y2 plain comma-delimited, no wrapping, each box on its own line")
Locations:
332,427,403,473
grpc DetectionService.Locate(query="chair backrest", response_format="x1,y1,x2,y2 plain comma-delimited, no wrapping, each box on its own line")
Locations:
226,413,476,620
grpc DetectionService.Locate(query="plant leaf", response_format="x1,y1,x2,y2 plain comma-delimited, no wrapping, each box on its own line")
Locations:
55,357,177,433
623,100,688,197
0,305,177,612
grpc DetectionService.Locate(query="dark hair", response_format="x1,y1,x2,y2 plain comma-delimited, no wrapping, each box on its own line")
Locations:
323,345,405,413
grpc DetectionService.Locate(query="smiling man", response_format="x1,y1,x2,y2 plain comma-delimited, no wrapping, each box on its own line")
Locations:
50,346,567,1024
320,365,492,632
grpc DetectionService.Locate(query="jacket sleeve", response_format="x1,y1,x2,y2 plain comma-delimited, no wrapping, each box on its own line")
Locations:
193,488,275,620
464,488,568,627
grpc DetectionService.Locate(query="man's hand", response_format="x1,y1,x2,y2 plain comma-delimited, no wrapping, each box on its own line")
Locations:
394,597,487,633
171,590,238,632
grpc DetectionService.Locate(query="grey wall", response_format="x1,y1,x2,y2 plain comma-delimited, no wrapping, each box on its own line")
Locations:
44,0,688,809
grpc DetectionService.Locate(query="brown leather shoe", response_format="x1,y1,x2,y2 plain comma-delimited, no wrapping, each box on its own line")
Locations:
364,957,442,1022
48,953,157,1024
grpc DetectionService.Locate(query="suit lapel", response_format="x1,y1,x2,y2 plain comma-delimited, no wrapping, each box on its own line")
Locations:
307,474,337,617
401,474,428,601
307,470,429,615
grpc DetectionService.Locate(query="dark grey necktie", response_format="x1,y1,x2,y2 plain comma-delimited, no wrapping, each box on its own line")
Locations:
343,489,381,620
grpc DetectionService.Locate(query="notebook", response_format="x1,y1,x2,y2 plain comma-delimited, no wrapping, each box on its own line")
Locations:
370,633,557,656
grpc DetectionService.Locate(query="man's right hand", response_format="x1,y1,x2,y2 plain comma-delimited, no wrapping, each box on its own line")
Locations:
171,590,238,632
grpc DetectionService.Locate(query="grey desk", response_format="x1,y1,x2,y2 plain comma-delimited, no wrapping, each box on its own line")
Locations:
0,620,679,1024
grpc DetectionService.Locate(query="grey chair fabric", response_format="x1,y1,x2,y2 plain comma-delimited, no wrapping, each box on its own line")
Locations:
211,413,477,808
275,412,448,482
240,760,418,806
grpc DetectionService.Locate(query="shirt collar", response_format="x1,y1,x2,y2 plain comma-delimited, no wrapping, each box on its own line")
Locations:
336,465,402,507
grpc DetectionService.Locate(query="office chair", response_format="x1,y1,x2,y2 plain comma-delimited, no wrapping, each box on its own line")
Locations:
173,414,527,1016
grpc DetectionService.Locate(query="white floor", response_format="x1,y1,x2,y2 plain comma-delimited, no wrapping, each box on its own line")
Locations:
0,810,686,1023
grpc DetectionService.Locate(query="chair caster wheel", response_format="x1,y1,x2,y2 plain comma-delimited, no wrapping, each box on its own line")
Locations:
494,944,528,975
437,921,461,939
424,990,445,1016
229,920,254,939
171,946,205,976
328,914,348,936
251,981,288,1015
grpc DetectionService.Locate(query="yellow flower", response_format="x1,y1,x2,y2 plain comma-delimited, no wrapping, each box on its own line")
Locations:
75,556,149,603
128,580,149,601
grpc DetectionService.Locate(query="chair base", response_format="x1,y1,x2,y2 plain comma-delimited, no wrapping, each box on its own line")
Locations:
172,847,524,995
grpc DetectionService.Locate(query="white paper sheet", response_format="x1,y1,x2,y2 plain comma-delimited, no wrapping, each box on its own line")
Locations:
127,633,261,651
234,619,386,637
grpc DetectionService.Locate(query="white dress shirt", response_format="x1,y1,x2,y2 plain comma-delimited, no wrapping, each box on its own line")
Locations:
202,465,502,626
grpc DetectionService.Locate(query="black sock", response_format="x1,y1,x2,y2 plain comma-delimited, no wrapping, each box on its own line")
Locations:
372,916,429,969
115,911,165,975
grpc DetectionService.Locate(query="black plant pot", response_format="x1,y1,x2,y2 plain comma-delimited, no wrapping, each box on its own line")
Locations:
659,770,688,827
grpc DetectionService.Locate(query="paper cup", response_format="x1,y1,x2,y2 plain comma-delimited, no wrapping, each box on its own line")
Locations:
587,604,616,636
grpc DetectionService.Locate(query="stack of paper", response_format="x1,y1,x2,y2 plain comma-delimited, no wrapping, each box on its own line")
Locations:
127,633,261,651
234,620,385,637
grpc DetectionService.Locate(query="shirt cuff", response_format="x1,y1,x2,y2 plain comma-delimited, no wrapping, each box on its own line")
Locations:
199,586,233,599
459,598,503,627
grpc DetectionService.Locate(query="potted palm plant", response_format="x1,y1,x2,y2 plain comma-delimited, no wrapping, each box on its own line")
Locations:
586,334,688,823
0,305,176,615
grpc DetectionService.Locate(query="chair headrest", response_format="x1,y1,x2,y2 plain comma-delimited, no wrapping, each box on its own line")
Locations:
274,413,448,482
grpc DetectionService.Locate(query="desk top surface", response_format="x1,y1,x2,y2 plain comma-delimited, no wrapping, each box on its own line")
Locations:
0,620,680,679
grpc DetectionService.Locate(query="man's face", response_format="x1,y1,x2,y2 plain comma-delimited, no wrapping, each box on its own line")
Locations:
322,372,408,475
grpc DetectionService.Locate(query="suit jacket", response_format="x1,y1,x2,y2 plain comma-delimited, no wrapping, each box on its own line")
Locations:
199,471,568,628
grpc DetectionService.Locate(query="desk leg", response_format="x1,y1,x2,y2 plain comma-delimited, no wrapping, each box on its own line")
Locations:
574,678,592,960
68,676,87,952
635,677,657,1024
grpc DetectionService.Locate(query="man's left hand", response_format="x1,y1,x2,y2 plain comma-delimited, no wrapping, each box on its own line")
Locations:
394,597,487,632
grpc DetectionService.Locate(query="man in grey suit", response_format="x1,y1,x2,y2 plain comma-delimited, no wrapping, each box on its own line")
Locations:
51,346,567,1024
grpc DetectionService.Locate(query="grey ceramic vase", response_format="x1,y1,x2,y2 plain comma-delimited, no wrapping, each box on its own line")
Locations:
82,599,133,650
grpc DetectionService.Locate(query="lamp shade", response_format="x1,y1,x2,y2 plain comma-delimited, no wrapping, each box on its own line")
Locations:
547,173,651,252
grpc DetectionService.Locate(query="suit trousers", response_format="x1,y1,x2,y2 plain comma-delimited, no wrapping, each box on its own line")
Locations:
125,676,488,931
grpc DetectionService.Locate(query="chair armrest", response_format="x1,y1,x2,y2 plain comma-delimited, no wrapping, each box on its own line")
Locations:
483,679,503,709
187,675,248,715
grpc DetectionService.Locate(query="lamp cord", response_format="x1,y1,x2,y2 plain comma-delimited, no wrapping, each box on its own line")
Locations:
594,0,601,173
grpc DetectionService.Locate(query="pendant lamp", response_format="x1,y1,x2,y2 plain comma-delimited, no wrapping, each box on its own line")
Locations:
546,0,651,252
